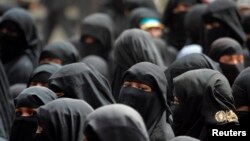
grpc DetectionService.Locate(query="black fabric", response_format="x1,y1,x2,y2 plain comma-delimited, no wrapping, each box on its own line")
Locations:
112,29,164,100
173,69,238,140
74,13,113,60
0,8,42,85
0,61,14,139
209,37,244,85
81,55,109,80
162,0,199,50
118,62,174,141
123,0,156,12
83,104,150,141
232,67,250,126
153,38,177,66
10,86,57,141
36,98,94,141
39,42,79,65
27,63,62,87
165,53,219,106
185,4,207,45
129,7,159,28
169,136,200,141
14,86,57,108
9,83,26,99
242,13,250,33
49,62,115,109
202,0,246,52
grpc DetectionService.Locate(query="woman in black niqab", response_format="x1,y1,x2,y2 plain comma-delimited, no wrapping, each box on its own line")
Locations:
208,37,244,85
72,13,114,60
0,8,41,85
173,69,238,140
118,62,175,141
10,86,57,141
112,29,164,100
83,104,150,141
48,62,115,109
165,53,219,106
34,98,94,141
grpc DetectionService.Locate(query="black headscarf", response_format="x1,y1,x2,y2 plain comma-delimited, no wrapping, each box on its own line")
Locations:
129,7,159,29
77,13,113,60
112,29,164,100
173,69,238,140
209,37,244,85
202,0,246,52
0,61,14,139
232,67,250,126
10,86,57,141
81,55,109,81
0,8,42,85
27,63,62,87
9,83,26,99
123,0,156,12
185,4,207,45
169,136,200,141
162,0,199,50
39,42,79,65
153,38,177,66
35,98,94,141
49,62,115,109
118,62,175,141
165,53,219,105
83,104,150,141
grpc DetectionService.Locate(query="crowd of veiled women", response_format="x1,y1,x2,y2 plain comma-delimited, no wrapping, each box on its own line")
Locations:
0,0,250,141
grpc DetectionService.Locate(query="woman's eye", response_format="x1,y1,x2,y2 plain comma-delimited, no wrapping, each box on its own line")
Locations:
29,111,37,116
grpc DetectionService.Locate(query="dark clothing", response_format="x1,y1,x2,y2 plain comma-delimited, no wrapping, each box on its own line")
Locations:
202,0,246,53
36,98,94,141
162,0,199,50
39,42,79,65
10,86,57,141
165,53,219,105
232,67,250,126
0,61,14,139
27,63,62,87
81,55,110,81
83,104,150,141
72,13,114,60
112,29,164,100
49,62,115,109
173,69,238,140
9,83,26,99
185,4,207,46
0,8,41,85
209,37,244,85
118,62,175,141
153,38,177,66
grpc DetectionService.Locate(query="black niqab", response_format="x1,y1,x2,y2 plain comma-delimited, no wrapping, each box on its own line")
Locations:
209,37,244,85
36,98,94,141
112,29,164,100
118,62,174,141
77,13,113,60
39,42,79,65
49,62,115,109
202,0,246,51
165,53,219,105
0,8,42,85
83,104,150,141
173,69,238,140
10,86,57,141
